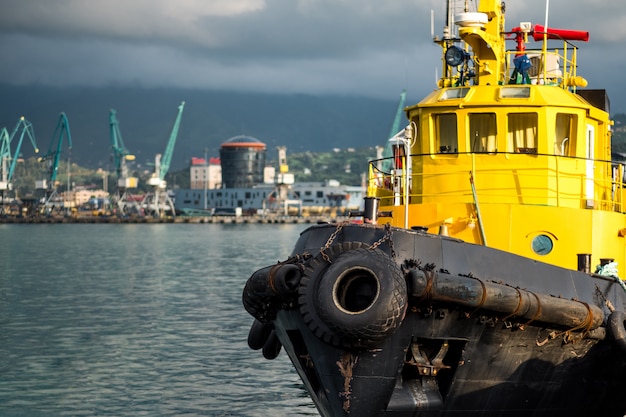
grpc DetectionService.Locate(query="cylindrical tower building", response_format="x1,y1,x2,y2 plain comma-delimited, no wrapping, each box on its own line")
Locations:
219,135,266,188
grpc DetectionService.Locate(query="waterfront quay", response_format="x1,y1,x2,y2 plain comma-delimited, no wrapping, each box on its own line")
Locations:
0,214,348,225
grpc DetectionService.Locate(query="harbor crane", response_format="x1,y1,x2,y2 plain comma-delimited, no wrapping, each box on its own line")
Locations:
0,128,11,192
380,89,407,173
36,113,72,215
142,101,185,218
0,128,12,212
109,109,139,215
0,117,39,214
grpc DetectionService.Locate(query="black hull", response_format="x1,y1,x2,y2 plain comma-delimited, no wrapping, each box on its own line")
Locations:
243,223,626,417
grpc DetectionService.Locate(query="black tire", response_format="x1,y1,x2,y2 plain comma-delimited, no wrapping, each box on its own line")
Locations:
608,310,626,352
248,319,271,351
299,242,407,348
242,263,302,322
269,264,302,296
262,330,282,360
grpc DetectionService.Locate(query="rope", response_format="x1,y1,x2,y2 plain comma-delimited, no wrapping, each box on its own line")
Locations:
415,269,435,304
522,291,543,326
267,264,281,295
536,300,596,346
501,287,524,322
565,301,595,335
468,275,488,316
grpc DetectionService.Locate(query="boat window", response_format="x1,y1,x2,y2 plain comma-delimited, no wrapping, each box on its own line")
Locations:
555,113,577,156
469,113,497,152
532,234,553,255
500,87,531,98
508,113,538,153
435,114,458,153
439,88,470,100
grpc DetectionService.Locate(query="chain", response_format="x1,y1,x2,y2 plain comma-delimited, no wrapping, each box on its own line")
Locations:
320,221,348,263
369,223,395,258
319,221,395,263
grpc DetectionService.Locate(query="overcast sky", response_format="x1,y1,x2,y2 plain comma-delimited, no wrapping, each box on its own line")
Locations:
1,0,625,112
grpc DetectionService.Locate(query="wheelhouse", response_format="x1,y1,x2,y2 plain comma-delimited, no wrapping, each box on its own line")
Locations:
368,0,624,274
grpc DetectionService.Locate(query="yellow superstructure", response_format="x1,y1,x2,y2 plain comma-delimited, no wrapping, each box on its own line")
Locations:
369,0,625,276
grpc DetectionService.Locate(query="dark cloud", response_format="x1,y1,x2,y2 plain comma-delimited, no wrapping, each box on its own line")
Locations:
0,0,624,111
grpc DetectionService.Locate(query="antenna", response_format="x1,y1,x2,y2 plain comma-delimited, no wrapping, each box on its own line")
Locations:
431,9,434,39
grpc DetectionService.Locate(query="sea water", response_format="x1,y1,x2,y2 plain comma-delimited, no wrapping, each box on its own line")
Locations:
0,223,318,417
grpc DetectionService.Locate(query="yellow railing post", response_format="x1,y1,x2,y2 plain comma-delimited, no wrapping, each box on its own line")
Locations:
555,155,560,207
367,163,375,197
403,155,409,229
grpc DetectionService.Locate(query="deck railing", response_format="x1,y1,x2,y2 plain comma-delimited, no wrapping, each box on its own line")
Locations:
504,42,581,90
369,153,625,213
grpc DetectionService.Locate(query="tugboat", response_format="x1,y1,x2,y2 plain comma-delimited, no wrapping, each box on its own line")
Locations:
242,1,626,416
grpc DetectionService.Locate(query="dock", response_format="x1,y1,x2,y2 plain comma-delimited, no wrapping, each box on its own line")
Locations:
0,214,350,225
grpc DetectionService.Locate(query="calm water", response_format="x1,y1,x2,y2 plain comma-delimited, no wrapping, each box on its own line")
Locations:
0,223,319,417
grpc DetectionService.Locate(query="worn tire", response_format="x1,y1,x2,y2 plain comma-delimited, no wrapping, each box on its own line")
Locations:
248,319,271,351
262,330,282,360
608,310,626,352
299,242,407,348
242,263,302,323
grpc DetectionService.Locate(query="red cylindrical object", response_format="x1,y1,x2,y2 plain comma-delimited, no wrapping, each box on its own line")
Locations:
533,24,589,42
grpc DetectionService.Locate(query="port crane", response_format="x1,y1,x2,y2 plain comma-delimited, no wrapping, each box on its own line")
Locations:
109,109,139,216
142,101,185,218
380,89,407,173
0,128,11,212
36,113,72,215
0,117,39,214
0,128,11,190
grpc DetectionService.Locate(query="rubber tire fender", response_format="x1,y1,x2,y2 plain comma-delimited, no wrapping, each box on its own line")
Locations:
262,330,282,360
299,242,407,348
608,310,626,352
247,319,272,351
242,263,302,321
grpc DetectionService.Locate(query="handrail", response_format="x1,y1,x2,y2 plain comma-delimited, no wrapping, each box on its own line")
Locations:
504,42,580,89
369,152,625,213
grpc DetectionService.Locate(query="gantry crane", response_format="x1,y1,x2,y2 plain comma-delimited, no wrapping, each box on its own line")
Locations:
109,109,139,216
381,90,407,173
37,113,72,215
0,128,11,193
0,128,11,212
0,117,39,214
142,101,185,218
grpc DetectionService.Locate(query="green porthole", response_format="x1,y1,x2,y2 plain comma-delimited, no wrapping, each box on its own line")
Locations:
531,234,553,255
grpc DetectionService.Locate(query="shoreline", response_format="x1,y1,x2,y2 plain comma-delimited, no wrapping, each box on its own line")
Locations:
0,214,349,225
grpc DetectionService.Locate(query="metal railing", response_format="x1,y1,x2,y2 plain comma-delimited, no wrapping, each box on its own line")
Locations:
504,43,580,89
369,152,625,213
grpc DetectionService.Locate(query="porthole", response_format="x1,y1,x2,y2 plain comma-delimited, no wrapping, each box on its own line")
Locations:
531,234,553,255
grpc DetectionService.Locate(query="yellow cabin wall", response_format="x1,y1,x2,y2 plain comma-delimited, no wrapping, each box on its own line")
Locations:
374,85,624,276
382,202,626,276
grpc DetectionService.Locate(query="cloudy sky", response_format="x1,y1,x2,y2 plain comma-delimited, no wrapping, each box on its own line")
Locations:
1,0,625,112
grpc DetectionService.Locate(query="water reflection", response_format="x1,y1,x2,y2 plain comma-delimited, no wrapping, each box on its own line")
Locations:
0,223,318,416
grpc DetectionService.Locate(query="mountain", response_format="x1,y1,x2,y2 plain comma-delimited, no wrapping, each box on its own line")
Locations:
0,85,401,172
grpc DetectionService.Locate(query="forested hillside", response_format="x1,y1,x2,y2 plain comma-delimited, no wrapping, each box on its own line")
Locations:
0,85,401,171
